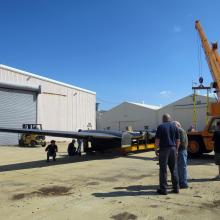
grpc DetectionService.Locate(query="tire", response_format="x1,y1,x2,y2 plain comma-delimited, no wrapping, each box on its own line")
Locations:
19,139,24,147
188,137,204,157
31,140,37,147
202,149,213,154
42,141,46,147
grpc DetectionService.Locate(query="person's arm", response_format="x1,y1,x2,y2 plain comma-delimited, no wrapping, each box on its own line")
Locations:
183,130,188,148
176,139,180,152
155,126,161,156
155,138,160,156
45,145,48,151
175,128,180,152
55,145,58,152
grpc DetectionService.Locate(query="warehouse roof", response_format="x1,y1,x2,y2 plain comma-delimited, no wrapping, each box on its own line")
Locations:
0,64,96,95
160,94,216,108
128,102,161,110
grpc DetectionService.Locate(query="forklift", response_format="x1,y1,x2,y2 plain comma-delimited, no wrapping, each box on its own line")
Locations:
18,124,46,147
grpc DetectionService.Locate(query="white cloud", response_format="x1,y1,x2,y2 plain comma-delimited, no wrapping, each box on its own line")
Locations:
173,26,182,33
159,90,172,98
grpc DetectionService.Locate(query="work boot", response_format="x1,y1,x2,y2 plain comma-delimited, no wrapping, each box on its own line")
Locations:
171,189,179,193
157,189,167,195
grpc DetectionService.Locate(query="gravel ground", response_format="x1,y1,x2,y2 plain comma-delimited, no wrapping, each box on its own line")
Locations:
0,142,219,220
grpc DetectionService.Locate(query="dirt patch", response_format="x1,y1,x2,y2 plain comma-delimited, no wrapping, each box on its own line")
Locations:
86,181,100,186
98,177,118,182
12,186,72,200
193,195,202,198
213,200,220,207
203,200,220,208
111,212,137,220
37,186,72,196
12,193,25,200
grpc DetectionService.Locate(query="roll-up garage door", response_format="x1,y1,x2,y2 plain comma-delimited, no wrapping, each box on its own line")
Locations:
0,88,37,145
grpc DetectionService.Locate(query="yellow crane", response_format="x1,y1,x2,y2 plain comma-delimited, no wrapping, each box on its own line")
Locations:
187,20,220,156
195,20,220,105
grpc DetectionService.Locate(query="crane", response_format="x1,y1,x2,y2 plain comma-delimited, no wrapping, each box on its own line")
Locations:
187,21,220,156
195,20,220,102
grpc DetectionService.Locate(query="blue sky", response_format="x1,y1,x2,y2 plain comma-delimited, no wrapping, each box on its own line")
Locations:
1,0,220,110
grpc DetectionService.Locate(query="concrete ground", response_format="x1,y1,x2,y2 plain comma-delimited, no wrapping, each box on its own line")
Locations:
0,143,220,220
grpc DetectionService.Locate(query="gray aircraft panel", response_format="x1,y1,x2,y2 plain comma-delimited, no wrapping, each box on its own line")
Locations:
0,127,121,139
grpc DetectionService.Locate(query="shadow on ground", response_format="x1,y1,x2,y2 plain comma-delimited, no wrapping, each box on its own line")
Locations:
188,178,220,182
0,153,122,173
125,154,156,161
188,154,214,166
92,184,158,197
0,149,156,173
0,149,216,173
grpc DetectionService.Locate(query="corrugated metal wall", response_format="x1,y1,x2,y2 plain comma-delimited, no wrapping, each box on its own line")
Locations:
0,88,36,145
0,66,96,143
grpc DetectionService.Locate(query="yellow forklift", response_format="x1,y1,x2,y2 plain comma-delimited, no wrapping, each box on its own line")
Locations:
18,124,46,147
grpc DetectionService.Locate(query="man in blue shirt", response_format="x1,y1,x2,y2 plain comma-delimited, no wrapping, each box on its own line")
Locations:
155,114,180,195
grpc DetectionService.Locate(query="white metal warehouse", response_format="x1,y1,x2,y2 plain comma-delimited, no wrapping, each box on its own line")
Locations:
97,102,160,131
158,94,216,131
0,64,96,145
97,95,216,131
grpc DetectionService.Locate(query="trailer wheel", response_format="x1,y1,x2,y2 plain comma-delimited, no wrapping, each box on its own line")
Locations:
188,137,203,157
203,149,212,154
19,139,24,147
31,140,37,147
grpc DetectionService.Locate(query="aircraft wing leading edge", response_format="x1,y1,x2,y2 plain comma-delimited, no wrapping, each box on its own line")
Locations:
0,127,147,151
0,127,120,139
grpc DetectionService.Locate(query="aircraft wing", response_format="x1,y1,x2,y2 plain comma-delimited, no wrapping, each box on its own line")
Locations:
0,127,121,139
0,127,148,151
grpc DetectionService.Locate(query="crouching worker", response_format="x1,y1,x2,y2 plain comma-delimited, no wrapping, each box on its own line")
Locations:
68,139,77,156
45,140,58,162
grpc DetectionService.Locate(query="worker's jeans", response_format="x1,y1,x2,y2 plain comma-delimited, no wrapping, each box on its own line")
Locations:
178,150,188,187
159,147,179,192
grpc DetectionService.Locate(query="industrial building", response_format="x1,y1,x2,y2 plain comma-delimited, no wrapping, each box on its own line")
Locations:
0,64,96,145
97,102,160,131
97,95,216,131
158,95,215,130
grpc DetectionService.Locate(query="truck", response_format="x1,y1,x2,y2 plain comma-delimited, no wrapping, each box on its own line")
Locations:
187,21,220,156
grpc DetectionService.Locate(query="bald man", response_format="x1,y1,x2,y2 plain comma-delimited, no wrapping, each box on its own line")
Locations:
155,114,180,195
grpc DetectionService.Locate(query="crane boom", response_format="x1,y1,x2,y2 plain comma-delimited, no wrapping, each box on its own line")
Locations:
195,20,220,101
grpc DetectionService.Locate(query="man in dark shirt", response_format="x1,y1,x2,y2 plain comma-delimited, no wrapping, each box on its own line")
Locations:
212,121,220,179
155,114,180,195
45,140,58,162
67,139,77,156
